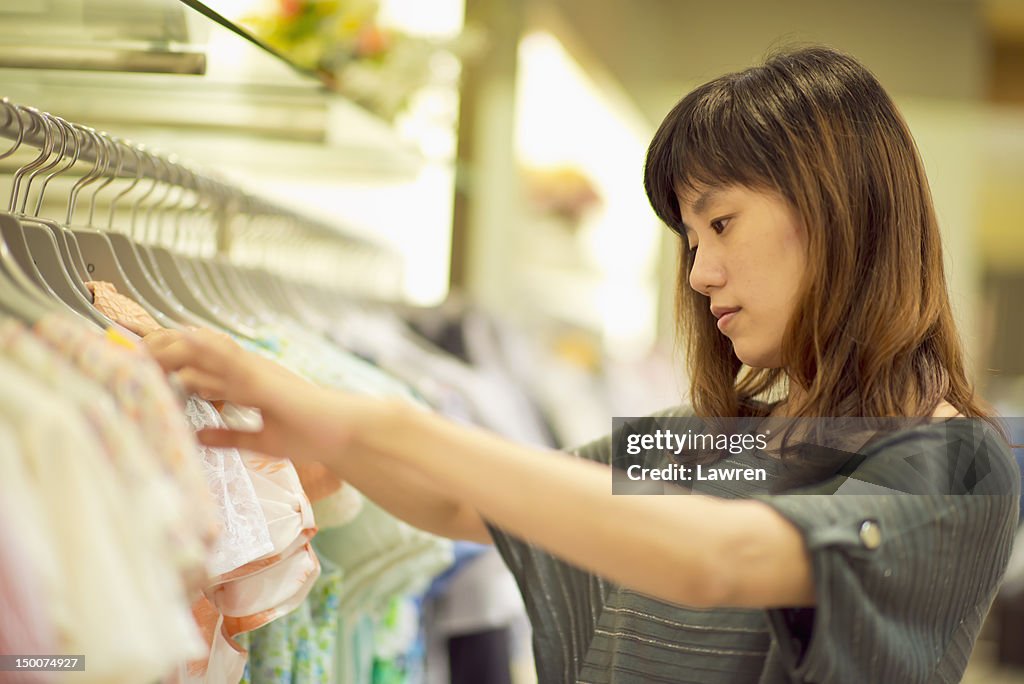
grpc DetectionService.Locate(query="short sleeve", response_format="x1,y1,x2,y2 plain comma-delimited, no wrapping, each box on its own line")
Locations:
755,421,1021,683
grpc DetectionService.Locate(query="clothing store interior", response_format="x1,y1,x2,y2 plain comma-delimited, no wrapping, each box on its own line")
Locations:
0,0,1023,683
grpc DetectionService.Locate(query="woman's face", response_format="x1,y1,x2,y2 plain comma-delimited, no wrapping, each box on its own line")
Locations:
677,183,808,368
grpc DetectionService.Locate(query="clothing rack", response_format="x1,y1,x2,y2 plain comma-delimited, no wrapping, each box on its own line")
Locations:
0,93,549,684
0,96,400,293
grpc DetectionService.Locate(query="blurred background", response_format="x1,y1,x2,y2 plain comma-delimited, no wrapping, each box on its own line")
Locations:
1,0,1023,682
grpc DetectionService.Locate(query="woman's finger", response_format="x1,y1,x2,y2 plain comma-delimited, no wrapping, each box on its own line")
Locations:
147,328,312,417
148,334,204,374
180,331,265,396
150,332,247,391
175,368,227,401
140,328,181,354
197,427,269,453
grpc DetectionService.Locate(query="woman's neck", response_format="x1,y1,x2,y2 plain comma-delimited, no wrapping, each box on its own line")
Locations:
772,383,807,418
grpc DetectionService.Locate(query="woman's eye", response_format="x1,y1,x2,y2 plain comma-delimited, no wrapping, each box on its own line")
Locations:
710,218,729,234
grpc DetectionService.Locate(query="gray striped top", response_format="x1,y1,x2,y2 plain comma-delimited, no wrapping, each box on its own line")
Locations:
486,411,1020,683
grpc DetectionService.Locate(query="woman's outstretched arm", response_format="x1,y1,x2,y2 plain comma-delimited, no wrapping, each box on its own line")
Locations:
149,328,814,610
143,328,492,544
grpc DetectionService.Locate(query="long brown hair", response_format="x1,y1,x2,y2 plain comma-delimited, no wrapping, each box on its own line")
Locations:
644,45,992,424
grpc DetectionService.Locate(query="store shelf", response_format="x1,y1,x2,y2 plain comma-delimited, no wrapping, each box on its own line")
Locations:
0,69,421,179
0,0,423,180
0,0,458,300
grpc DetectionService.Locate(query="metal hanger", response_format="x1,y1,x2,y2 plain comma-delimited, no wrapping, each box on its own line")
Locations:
201,195,266,317
125,152,221,330
9,107,110,326
141,157,259,339
153,155,249,331
0,100,54,322
0,106,75,308
267,228,341,329
0,105,89,321
192,194,271,324
154,161,234,314
67,125,183,328
131,167,219,330
217,256,277,325
139,155,235,330
94,140,196,330
234,211,311,324
0,97,376,334
27,115,93,294
177,174,274,325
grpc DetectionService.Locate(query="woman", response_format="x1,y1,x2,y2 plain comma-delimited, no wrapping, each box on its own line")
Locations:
149,45,1020,683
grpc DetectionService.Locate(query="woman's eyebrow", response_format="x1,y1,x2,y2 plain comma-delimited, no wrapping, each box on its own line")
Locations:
691,188,723,215
677,186,725,235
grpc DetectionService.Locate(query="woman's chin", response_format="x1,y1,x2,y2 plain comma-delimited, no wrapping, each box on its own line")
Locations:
732,344,783,370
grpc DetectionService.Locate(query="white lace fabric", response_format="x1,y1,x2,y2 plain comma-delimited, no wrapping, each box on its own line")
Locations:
183,397,274,577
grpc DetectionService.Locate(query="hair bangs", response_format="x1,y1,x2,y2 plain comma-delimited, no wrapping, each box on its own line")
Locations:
644,78,781,238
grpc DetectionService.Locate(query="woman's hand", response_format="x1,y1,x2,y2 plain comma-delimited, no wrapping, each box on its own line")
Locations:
144,328,492,543
142,328,384,464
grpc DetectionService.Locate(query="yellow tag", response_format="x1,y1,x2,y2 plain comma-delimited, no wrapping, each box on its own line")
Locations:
105,327,138,351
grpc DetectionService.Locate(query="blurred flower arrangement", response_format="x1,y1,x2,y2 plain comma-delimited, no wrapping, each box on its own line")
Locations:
243,0,477,121
522,166,603,230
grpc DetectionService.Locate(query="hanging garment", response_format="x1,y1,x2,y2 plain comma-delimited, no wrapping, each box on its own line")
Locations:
88,280,362,542
86,280,163,336
0,319,206,652
241,552,344,684
229,322,455,684
325,308,555,445
0,487,58,684
1,313,322,684
77,283,276,577
184,449,320,684
315,501,454,684
0,350,206,683
183,396,275,578
33,314,219,571
86,281,355,682
87,282,467,682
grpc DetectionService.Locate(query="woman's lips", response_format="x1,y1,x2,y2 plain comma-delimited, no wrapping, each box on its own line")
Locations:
717,309,739,332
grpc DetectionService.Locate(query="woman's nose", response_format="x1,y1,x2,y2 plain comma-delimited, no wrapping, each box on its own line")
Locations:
687,246,726,295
